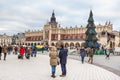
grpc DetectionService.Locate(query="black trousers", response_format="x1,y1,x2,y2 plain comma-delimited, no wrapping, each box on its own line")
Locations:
0,53,1,60
61,64,66,75
4,53,7,60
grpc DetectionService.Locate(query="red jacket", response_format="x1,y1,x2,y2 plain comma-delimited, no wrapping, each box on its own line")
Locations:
20,48,25,55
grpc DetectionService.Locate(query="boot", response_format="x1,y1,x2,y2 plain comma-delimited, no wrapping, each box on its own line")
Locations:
51,72,56,78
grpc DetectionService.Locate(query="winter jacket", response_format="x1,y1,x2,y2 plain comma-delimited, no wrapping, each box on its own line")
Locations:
86,47,91,54
20,47,25,55
80,49,86,57
27,48,31,54
0,46,2,53
49,46,58,66
59,48,68,64
88,49,94,57
2,45,8,53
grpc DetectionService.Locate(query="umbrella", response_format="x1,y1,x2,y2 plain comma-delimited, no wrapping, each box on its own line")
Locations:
36,45,43,48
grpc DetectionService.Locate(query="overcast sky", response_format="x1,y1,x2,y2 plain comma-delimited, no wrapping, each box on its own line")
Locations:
0,0,120,35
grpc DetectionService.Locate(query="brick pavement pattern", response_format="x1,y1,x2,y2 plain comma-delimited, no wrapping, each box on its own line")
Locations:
0,54,119,80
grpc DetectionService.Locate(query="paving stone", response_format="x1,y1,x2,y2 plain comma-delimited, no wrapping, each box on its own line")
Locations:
0,54,119,80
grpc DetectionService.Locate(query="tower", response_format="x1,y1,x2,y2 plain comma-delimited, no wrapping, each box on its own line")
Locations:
49,10,58,28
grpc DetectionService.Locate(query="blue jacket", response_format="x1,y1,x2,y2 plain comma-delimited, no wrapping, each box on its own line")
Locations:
80,49,86,57
59,48,68,64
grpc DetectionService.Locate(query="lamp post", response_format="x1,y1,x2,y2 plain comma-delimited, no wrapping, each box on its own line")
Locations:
3,34,5,45
1,39,3,46
118,31,120,47
4,38,5,45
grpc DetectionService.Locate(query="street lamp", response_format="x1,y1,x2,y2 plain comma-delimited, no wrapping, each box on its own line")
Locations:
3,34,5,45
118,31,120,47
4,38,5,45
1,39,3,45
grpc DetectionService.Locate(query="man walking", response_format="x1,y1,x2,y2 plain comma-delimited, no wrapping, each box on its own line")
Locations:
88,47,94,64
2,44,8,60
59,45,68,77
80,47,86,64
105,48,110,59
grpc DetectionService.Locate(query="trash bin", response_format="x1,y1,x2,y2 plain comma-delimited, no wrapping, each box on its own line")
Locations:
99,50,104,55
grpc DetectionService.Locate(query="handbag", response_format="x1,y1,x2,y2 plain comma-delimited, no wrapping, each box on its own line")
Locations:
57,58,60,65
57,61,59,65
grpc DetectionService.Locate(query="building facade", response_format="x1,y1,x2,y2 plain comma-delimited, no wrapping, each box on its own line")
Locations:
0,33,12,45
13,33,25,45
25,11,120,49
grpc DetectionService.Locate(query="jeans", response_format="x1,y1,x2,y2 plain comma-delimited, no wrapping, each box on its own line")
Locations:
4,53,7,60
32,51,37,57
34,51,37,57
61,64,66,75
81,56,85,63
51,66,56,72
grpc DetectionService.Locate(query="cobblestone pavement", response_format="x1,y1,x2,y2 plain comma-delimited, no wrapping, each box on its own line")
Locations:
68,54,120,76
0,54,120,80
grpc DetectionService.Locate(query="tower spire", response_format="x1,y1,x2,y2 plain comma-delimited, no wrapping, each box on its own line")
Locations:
50,10,56,22
52,10,55,17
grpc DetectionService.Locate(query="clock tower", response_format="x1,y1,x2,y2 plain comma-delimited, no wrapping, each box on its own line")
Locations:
49,10,58,28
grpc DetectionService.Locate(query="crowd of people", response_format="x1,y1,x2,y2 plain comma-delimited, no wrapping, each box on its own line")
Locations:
0,44,38,60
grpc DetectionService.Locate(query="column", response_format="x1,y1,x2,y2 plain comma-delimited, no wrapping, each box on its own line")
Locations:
58,29,61,41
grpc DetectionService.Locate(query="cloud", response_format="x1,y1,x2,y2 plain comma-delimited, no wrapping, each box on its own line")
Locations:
0,0,120,35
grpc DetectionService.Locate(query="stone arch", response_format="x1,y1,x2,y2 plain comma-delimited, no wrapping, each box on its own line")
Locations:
31,43,33,46
118,43,120,47
81,42,85,47
28,43,30,46
51,42,55,46
70,42,74,47
110,41,112,48
75,42,80,47
34,43,37,46
56,43,58,47
113,42,115,48
44,41,48,46
38,43,40,45
41,43,44,45
25,43,27,45
65,42,69,48
56,41,64,48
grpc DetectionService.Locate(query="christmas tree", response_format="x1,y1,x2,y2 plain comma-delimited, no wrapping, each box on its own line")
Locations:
85,10,98,48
